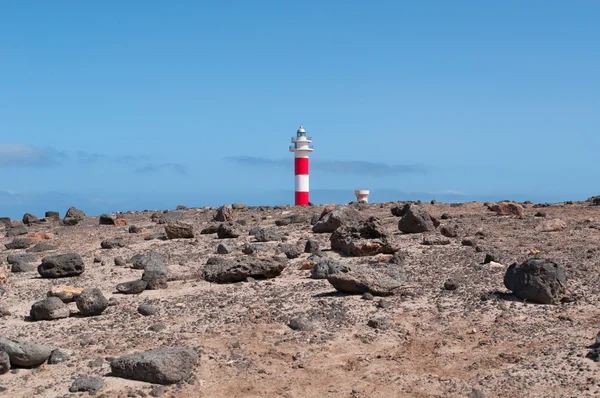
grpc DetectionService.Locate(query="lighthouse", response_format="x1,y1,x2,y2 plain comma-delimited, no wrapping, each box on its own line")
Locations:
289,125,314,206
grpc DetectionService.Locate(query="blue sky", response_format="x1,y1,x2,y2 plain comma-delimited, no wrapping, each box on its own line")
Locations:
1,1,599,218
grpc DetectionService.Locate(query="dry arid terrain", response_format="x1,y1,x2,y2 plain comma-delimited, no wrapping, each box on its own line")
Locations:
1,198,600,398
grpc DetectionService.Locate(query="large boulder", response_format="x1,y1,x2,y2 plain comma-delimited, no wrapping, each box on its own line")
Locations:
30,297,70,321
5,224,27,237
214,204,233,222
327,266,409,296
63,206,85,225
217,222,242,239
488,202,525,216
503,258,567,304
330,217,395,256
398,205,439,233
164,221,194,239
0,337,53,367
5,237,33,250
22,213,41,225
110,347,198,385
253,228,282,242
130,251,166,272
311,258,353,279
38,254,85,278
203,257,285,283
76,288,109,316
312,206,362,233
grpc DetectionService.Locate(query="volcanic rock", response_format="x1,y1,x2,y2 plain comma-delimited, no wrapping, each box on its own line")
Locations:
311,258,353,279
116,280,148,294
5,237,33,250
30,297,70,321
0,337,53,367
312,206,362,233
110,347,198,385
488,202,525,216
203,257,285,283
76,288,109,316
330,217,395,256
69,376,104,395
38,253,85,278
503,258,567,304
327,266,409,296
217,222,242,239
48,285,84,303
398,205,438,233
214,204,234,222
164,221,194,239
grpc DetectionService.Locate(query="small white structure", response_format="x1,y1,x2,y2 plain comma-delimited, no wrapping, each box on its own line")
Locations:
355,189,370,203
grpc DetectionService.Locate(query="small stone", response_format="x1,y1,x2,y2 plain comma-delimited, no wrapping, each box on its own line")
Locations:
304,239,320,253
47,286,84,303
377,300,391,309
69,376,104,395
216,243,231,254
0,351,10,375
114,257,126,266
30,297,70,321
138,303,158,316
444,279,459,291
483,253,495,264
362,292,374,301
76,288,109,316
48,349,69,364
288,317,314,331
367,317,390,330
116,280,147,295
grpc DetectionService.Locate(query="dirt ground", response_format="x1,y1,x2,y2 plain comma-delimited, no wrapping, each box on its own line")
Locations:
1,200,600,398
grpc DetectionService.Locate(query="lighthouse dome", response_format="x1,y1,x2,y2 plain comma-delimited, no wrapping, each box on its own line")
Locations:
297,125,306,136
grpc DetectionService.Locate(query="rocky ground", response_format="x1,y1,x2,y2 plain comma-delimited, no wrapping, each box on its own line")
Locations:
1,198,600,398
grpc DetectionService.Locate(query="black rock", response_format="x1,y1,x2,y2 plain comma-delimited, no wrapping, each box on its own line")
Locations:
99,214,117,225
503,258,567,304
312,206,362,233
214,204,234,222
26,242,57,253
535,211,547,218
398,205,438,233
38,253,85,278
483,253,495,264
217,222,242,239
76,288,109,316
198,224,217,235
330,217,395,256
304,239,320,253
48,349,69,364
10,261,37,273
203,257,285,283
110,347,198,385
288,317,314,331
0,351,9,375
138,303,158,316
216,243,232,254
278,244,301,259
116,280,147,294
0,337,53,367
311,258,352,280
130,251,166,272
5,237,33,250
444,279,459,291
22,213,41,225
142,271,168,290
69,376,104,395
45,211,60,220
101,238,125,249
5,224,27,237
7,253,36,264
253,228,281,242
367,317,390,330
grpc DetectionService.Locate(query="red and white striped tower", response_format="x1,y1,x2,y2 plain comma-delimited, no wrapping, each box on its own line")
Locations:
289,125,314,206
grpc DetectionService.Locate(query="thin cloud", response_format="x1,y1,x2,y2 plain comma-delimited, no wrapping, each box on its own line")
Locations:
0,143,63,168
225,156,426,175
0,144,186,176
75,150,187,176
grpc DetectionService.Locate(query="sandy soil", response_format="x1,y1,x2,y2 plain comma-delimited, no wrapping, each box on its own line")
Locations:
1,201,600,398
